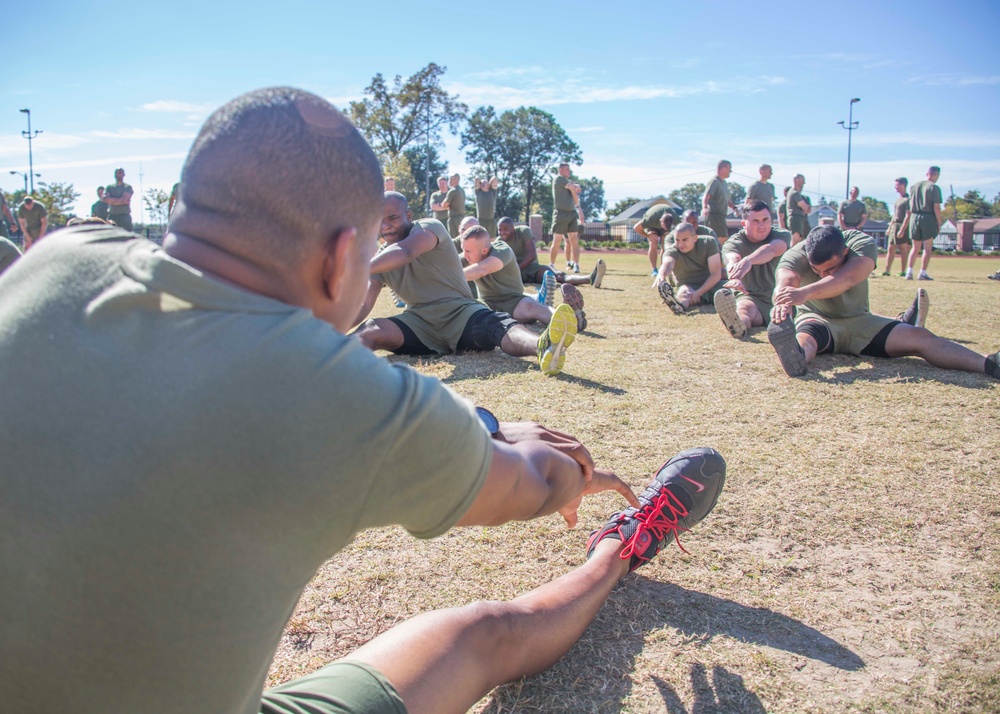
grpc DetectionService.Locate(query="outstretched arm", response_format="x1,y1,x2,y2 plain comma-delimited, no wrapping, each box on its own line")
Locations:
371,226,438,274
464,255,504,281
773,253,875,307
770,267,801,323
352,279,384,327
727,237,788,280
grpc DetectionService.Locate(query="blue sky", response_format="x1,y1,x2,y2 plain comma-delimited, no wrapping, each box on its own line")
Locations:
4,0,999,220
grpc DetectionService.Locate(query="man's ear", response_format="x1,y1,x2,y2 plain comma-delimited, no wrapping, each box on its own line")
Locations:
321,226,358,302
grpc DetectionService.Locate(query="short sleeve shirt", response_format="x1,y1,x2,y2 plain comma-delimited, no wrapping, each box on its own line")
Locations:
787,189,810,217
664,236,720,288
91,199,110,220
553,175,575,212
17,202,46,234
475,188,497,220
0,224,492,713
705,177,729,216
909,180,943,214
104,183,133,216
722,228,791,304
777,229,878,320
890,195,909,224
503,225,536,263
641,204,674,233
473,240,525,312
446,186,466,218
431,190,449,223
747,181,776,212
840,200,867,226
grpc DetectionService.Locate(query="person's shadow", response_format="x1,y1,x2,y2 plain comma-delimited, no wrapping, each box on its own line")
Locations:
480,578,863,712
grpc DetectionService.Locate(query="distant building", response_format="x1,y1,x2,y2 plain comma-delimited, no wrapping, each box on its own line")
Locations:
608,196,683,243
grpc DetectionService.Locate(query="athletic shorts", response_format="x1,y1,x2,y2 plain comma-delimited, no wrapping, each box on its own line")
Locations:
520,262,545,284
389,310,517,355
552,210,579,235
794,312,900,357
705,215,728,242
788,215,810,238
909,213,938,243
109,213,133,232
681,279,726,305
887,222,910,245
734,293,772,324
260,660,406,714
483,292,529,317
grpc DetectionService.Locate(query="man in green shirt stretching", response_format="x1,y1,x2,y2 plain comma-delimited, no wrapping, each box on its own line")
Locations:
497,217,603,288
766,225,999,380
633,203,675,275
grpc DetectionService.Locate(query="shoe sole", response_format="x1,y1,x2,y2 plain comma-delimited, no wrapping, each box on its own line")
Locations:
657,282,685,314
539,304,577,376
714,288,746,339
591,260,606,289
767,318,808,377
916,288,929,328
652,447,727,528
560,284,587,331
538,271,557,307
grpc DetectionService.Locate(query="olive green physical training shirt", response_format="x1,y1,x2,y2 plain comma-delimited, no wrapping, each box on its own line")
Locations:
104,182,133,216
473,240,525,314
376,218,487,354
641,204,674,232
502,225,537,263
446,186,466,218
778,229,878,320
891,195,909,223
722,228,791,306
705,177,729,216
747,181,776,213
0,224,492,714
664,235,721,288
840,199,867,226
553,175,575,212
787,189,810,217
431,190,449,223
909,180,942,214
17,201,46,237
475,188,497,220
91,199,109,221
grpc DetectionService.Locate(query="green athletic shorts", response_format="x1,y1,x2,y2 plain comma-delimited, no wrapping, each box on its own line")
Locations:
735,293,772,324
794,312,897,356
788,215,809,238
483,292,529,317
682,280,727,305
887,222,910,245
705,214,728,242
260,660,406,714
552,210,579,235
909,214,938,243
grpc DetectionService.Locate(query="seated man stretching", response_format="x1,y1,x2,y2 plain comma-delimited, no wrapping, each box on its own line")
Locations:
714,200,791,338
461,225,587,331
497,216,605,288
653,222,726,315
354,193,576,376
767,225,1000,379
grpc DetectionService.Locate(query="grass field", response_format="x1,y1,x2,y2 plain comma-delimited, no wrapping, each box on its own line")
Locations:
267,252,1000,713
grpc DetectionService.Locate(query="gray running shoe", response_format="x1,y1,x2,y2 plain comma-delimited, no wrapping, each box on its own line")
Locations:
714,288,746,339
589,259,606,289
767,318,808,377
897,288,929,328
657,282,685,315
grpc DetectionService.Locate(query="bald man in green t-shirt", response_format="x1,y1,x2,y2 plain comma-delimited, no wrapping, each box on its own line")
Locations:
702,160,736,244
747,164,777,219
653,223,726,315
901,166,943,281
881,177,910,276
633,203,675,275
430,176,450,226
838,187,867,230
766,225,998,380
786,174,811,245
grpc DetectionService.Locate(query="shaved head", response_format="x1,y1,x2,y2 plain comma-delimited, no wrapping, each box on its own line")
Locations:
170,87,383,269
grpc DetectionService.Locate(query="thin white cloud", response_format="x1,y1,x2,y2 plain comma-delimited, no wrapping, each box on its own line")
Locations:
465,66,547,80
907,74,1000,87
91,129,196,141
137,100,214,113
736,131,1000,150
25,153,189,171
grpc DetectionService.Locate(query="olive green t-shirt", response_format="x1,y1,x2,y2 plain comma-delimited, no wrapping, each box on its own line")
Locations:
705,177,729,216
473,240,526,314
777,229,878,320
840,199,867,226
787,189,810,217
0,235,22,276
909,180,943,214
641,204,674,232
747,181,776,213
721,228,791,305
91,199,110,220
777,200,787,221
0,224,492,714
664,235,721,288
475,188,497,220
446,186,466,218
890,195,909,224
376,218,487,354
104,182,133,216
553,175,575,212
17,201,46,236
431,190,449,223
503,225,536,262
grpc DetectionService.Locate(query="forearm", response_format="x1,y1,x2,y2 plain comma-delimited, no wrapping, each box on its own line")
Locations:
370,245,413,274
501,442,588,524
353,281,382,326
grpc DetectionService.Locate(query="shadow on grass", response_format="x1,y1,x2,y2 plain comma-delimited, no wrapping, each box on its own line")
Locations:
481,578,861,713
812,356,996,388
549,373,627,395
654,664,767,714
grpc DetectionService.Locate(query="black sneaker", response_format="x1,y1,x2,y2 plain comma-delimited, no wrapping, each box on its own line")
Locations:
657,282,686,315
586,448,726,572
767,317,808,377
896,288,929,328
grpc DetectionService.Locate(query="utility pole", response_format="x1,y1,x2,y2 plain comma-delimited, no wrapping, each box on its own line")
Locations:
19,108,42,194
837,98,860,200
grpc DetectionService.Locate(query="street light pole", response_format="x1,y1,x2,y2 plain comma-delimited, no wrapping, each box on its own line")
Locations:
8,170,39,194
19,108,42,194
837,98,860,200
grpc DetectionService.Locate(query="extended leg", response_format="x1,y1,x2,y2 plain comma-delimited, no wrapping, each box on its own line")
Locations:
884,324,989,374
548,234,564,266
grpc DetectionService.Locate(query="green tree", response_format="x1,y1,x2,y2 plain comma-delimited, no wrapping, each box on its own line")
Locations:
607,197,642,220
861,196,889,222
382,153,420,210
992,192,1000,216
143,188,170,226
945,190,992,220
348,63,467,159
577,176,606,220
403,145,448,213
461,105,581,225
667,183,706,212
727,181,746,207
6,182,80,229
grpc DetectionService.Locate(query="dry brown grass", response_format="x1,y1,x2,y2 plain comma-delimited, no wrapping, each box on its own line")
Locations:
267,252,1000,713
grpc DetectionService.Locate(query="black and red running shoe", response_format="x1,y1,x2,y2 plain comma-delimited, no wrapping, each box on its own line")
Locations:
586,448,726,572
